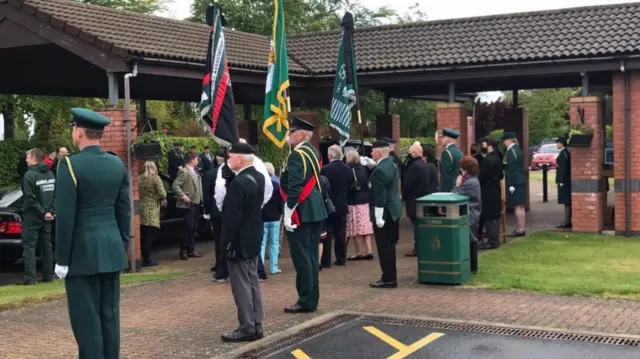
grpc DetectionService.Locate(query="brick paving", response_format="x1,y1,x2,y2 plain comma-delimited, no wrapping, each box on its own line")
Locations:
0,185,633,358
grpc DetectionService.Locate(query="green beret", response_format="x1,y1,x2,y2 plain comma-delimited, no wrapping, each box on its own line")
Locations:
442,127,460,139
69,108,110,130
501,132,517,140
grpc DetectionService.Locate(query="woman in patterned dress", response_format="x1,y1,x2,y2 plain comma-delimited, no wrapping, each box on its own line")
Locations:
345,151,374,261
139,161,167,267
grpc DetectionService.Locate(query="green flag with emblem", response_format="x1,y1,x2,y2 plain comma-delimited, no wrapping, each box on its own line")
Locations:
330,13,361,147
263,0,290,148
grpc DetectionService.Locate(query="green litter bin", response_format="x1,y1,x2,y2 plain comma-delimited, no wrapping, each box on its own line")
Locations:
416,193,471,285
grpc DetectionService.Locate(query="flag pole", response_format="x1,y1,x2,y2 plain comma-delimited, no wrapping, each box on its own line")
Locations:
345,13,365,155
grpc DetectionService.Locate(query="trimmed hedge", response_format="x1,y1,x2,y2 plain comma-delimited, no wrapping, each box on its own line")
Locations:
0,138,75,187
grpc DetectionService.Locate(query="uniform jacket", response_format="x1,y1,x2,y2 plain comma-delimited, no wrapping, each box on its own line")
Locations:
321,159,353,216
172,166,203,208
453,175,482,242
555,147,571,205
22,163,56,222
369,156,402,222
139,174,166,228
215,157,272,212
281,141,328,223
478,150,504,220
221,166,265,259
504,143,527,187
167,149,184,179
439,144,463,192
403,157,438,219
199,152,215,173
54,145,131,276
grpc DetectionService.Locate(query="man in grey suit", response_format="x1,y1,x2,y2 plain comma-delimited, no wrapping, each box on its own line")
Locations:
172,153,204,260
220,142,265,342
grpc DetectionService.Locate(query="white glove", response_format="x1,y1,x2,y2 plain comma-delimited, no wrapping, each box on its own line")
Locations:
284,206,297,232
559,183,564,187
203,214,211,220
55,264,69,279
374,207,385,228
509,186,515,194
360,156,376,169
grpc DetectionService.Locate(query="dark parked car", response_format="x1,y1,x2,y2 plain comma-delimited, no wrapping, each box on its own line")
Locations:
0,175,209,267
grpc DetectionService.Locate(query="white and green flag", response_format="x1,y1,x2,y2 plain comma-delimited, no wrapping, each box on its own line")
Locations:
330,12,359,146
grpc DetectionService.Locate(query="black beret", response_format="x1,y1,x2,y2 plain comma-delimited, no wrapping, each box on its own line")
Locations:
229,142,256,155
215,148,226,157
372,140,390,149
378,136,397,144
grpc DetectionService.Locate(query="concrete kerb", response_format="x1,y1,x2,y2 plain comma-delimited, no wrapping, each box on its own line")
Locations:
212,310,640,359
210,312,346,359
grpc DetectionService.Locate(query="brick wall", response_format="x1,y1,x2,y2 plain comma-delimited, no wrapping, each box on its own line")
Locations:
96,105,141,266
569,97,604,233
375,114,400,143
292,111,320,150
436,103,470,154
613,72,640,234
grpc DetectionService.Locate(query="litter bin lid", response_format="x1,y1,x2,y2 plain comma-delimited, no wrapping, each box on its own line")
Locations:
416,192,468,203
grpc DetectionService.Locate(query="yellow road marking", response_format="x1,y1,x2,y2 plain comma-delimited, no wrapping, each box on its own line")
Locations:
291,349,312,359
387,332,445,359
363,326,408,351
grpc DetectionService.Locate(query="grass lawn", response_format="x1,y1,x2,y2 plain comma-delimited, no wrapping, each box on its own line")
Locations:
529,170,614,187
0,269,185,311
468,231,640,299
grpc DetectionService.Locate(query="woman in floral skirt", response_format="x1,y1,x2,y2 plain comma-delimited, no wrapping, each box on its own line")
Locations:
345,151,374,261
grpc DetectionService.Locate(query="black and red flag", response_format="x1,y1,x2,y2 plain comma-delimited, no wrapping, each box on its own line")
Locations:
200,4,238,146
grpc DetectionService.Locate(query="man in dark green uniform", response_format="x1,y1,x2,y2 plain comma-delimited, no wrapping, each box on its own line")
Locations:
281,117,327,313
555,136,572,228
369,140,402,288
54,108,131,359
502,132,527,237
19,148,55,285
438,128,463,192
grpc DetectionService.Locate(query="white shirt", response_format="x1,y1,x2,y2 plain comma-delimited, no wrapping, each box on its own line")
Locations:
215,156,273,211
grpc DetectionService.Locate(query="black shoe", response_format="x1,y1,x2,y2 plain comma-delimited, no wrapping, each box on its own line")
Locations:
478,243,498,250
565,222,572,228
334,260,346,266
187,251,204,258
179,250,188,260
16,281,35,286
284,304,315,313
256,330,264,340
347,255,363,261
508,231,526,238
557,222,572,229
405,250,417,257
369,280,397,289
221,330,258,343
210,266,216,272
142,260,158,267
362,254,374,261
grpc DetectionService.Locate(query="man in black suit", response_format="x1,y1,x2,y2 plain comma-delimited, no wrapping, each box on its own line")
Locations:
220,142,265,343
402,144,438,257
167,142,185,180
203,149,227,274
320,145,353,266
199,146,215,174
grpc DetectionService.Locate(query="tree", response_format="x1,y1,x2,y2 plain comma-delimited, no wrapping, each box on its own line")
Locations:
77,0,166,13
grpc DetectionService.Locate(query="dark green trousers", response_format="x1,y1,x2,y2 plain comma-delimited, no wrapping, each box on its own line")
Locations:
21,220,53,283
287,221,321,310
65,272,120,359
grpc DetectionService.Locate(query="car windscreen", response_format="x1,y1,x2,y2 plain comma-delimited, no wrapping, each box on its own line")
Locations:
0,188,22,208
538,145,560,154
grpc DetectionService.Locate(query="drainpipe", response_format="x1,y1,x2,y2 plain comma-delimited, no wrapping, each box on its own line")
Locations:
124,64,138,271
623,62,631,237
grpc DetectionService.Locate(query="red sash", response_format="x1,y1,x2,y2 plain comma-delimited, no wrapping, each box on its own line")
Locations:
281,147,322,226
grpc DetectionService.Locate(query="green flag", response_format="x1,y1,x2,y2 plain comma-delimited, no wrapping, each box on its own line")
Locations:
330,13,359,146
263,0,290,148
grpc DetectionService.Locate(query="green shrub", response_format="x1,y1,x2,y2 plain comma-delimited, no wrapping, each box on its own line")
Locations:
0,138,75,187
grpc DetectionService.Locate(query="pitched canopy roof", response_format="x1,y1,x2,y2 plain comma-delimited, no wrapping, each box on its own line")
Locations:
7,0,640,76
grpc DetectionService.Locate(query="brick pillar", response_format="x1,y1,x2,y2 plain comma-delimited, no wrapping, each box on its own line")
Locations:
613,72,640,235
237,120,258,145
569,97,604,233
504,107,530,211
436,103,470,154
375,114,400,143
96,105,141,268
292,111,320,150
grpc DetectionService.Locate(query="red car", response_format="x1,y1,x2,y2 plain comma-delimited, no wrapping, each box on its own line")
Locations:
531,144,560,170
